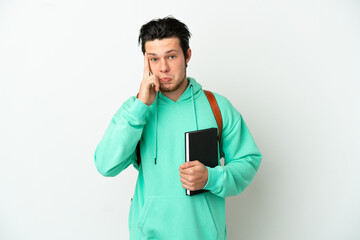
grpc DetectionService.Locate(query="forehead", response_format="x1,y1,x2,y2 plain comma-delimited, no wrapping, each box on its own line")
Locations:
145,37,181,54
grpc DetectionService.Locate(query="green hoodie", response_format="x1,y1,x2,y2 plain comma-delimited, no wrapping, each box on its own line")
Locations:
94,77,262,240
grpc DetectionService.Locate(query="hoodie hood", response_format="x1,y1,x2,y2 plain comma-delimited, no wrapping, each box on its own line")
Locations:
153,77,202,165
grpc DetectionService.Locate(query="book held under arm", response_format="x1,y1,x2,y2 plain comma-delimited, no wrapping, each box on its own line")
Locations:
185,128,219,196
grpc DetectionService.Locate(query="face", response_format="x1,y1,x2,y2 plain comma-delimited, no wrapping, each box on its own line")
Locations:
145,37,191,93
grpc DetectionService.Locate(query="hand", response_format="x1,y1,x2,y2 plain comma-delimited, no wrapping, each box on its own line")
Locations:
137,53,160,106
179,160,208,191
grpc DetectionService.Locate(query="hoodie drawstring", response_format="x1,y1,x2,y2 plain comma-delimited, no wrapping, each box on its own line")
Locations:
154,92,159,165
190,84,198,130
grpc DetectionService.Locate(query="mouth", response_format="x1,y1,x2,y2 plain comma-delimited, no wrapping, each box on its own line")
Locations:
160,77,172,83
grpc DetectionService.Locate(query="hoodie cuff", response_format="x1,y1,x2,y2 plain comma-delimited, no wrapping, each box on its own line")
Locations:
203,166,224,192
127,98,150,122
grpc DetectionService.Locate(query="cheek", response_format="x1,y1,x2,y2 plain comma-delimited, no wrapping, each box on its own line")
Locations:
174,60,186,71
150,62,159,71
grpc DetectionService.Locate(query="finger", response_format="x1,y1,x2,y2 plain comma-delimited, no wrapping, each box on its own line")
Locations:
178,167,187,174
180,162,191,169
182,183,196,191
154,76,160,92
179,172,192,180
180,177,196,189
181,183,190,190
180,161,197,169
180,176,192,185
146,76,160,92
179,167,195,176
147,75,160,92
143,53,150,78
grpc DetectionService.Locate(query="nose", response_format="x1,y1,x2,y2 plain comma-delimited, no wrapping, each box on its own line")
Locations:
160,58,170,73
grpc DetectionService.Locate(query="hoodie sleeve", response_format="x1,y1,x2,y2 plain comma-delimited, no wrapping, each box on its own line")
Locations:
203,97,262,198
94,97,150,177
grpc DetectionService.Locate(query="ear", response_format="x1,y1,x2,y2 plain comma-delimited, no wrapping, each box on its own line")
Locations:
185,48,192,65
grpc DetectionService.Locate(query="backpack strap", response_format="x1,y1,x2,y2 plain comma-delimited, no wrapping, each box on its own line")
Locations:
135,90,223,166
203,90,223,143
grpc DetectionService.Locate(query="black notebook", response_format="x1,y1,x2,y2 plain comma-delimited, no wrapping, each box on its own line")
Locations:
185,128,219,196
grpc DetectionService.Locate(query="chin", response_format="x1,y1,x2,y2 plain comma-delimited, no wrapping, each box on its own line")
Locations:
160,86,175,93
160,76,187,93
159,82,175,92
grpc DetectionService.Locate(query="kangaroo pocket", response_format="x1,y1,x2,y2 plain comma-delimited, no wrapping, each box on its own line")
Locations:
137,195,219,240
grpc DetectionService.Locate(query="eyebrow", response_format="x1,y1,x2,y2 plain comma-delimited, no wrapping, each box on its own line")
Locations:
146,49,178,56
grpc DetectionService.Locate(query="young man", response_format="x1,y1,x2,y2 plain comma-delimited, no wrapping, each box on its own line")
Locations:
94,17,262,240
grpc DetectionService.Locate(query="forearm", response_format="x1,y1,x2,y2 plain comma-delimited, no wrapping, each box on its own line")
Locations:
94,98,149,176
203,115,262,197
204,154,262,198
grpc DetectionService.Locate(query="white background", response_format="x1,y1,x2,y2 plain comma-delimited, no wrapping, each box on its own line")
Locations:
1,0,359,239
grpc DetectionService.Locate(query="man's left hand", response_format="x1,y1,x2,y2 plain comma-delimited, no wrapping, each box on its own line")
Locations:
179,160,208,191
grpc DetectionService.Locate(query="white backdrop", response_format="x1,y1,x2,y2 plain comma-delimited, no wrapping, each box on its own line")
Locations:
1,0,359,239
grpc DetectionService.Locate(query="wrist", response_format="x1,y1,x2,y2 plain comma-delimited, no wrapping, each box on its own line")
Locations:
128,98,150,121
203,166,223,192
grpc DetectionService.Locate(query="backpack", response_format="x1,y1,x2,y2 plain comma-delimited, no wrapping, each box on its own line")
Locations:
136,90,223,166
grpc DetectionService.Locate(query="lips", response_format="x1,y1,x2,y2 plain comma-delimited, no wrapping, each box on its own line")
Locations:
160,78,171,83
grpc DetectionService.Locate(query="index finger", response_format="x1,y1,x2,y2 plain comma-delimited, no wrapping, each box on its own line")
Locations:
179,161,195,169
143,53,151,78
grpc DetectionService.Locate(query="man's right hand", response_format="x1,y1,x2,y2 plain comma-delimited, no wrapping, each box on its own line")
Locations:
137,53,160,106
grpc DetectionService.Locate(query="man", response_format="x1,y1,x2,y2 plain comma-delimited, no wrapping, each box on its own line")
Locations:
94,16,262,240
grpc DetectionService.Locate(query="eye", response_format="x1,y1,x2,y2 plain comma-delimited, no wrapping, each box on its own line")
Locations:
150,58,158,62
169,55,176,59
